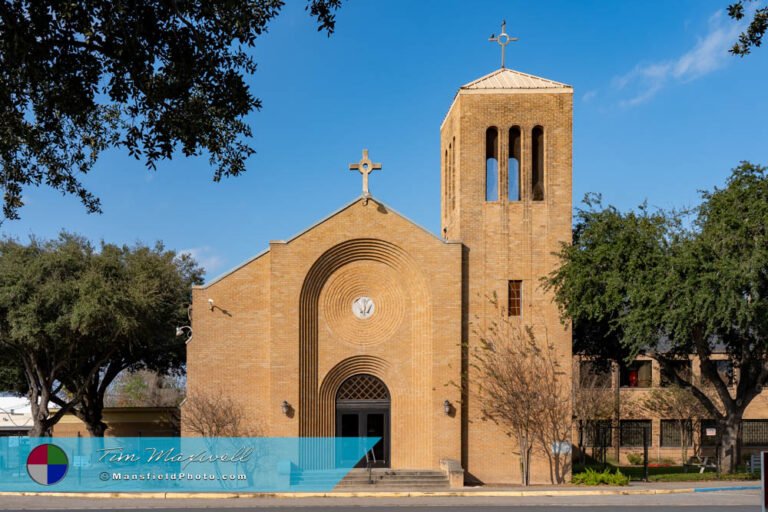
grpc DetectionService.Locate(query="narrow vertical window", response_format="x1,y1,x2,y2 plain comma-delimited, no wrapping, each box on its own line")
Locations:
508,280,522,317
444,149,449,211
531,126,544,201
485,127,499,201
451,137,456,210
448,142,454,212
508,126,521,201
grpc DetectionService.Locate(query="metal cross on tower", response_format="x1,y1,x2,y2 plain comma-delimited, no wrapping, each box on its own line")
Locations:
488,20,518,69
349,149,382,199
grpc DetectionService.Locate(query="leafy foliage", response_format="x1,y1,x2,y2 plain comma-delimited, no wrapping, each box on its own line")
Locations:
571,467,629,486
106,369,183,408
0,0,343,220
729,1,768,56
547,162,768,473
0,233,202,435
545,192,676,362
0,350,26,395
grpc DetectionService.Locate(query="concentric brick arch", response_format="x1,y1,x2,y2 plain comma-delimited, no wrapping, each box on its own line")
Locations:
299,238,432,466
316,356,393,436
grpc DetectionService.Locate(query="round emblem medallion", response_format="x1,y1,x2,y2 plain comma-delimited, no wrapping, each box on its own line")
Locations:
27,443,69,486
352,296,375,320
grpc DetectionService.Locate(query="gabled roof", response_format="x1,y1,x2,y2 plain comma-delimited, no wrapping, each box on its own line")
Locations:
198,195,459,288
461,68,571,90
274,195,448,246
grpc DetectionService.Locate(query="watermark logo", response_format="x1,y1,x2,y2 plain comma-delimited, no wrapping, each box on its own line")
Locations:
26,444,68,485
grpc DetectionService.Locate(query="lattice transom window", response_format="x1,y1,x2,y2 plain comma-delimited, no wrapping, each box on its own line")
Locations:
336,374,390,401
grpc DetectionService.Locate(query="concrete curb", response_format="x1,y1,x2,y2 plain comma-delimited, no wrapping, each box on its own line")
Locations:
0,486,753,499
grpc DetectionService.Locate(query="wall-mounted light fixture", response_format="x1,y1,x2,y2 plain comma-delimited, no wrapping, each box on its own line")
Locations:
208,298,215,311
443,400,452,416
281,400,291,416
175,326,192,343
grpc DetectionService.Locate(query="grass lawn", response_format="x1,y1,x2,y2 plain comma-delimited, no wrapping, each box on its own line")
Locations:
574,464,759,482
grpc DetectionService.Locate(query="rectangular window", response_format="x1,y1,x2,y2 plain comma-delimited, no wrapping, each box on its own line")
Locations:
660,360,692,387
620,361,652,388
579,361,612,388
661,420,692,447
620,420,652,447
742,420,768,446
507,280,522,317
582,420,613,447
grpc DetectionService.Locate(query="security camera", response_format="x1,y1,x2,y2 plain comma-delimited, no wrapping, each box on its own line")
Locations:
208,298,214,310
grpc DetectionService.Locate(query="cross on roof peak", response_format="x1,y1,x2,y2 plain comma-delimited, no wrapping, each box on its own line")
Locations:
349,149,382,199
488,20,518,69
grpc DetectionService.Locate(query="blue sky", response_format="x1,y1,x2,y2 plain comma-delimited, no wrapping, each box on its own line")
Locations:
2,0,767,279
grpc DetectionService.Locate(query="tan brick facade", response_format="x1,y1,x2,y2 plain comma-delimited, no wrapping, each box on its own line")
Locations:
440,72,573,483
185,67,573,484
575,355,768,466
185,200,464,470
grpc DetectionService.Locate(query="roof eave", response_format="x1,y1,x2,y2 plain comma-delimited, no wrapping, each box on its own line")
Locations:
197,195,460,289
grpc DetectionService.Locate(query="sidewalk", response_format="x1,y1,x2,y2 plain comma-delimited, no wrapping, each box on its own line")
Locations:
0,479,760,500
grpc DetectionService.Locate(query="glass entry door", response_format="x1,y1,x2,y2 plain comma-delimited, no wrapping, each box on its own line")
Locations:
336,408,389,468
335,374,391,468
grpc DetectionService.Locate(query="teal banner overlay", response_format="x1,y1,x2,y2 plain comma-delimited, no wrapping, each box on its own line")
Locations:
0,437,380,492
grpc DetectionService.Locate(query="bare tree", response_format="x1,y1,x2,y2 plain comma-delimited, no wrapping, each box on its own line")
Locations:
532,341,573,484
573,364,615,463
183,389,261,438
182,389,263,488
573,365,615,425
637,385,711,464
470,295,571,484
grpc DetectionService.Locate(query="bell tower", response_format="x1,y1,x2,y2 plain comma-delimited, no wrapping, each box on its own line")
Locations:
441,25,573,483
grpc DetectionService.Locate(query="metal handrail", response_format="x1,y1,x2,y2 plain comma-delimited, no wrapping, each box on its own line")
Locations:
365,448,376,484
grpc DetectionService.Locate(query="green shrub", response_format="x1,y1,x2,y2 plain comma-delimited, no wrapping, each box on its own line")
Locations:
572,468,630,486
626,452,644,465
649,472,758,482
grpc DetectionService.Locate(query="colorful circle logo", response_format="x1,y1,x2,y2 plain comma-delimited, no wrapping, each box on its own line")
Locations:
26,444,69,485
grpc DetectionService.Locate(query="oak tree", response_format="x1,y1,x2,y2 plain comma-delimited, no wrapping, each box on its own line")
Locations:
729,1,768,55
0,0,342,220
0,233,202,436
547,162,768,473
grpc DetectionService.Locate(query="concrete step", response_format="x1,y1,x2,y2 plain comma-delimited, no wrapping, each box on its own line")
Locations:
291,468,450,490
339,469,449,489
336,475,448,480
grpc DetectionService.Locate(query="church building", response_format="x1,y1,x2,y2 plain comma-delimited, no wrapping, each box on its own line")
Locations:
185,29,573,485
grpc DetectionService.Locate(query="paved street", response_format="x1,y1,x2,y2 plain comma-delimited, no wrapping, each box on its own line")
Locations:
0,489,760,511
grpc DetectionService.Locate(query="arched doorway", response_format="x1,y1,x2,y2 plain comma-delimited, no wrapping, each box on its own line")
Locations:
335,374,390,468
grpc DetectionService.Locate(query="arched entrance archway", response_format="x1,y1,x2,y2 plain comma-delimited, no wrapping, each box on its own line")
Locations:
335,374,390,468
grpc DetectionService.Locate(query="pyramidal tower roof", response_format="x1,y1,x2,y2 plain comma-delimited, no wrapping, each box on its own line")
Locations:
440,67,572,129
460,67,571,91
